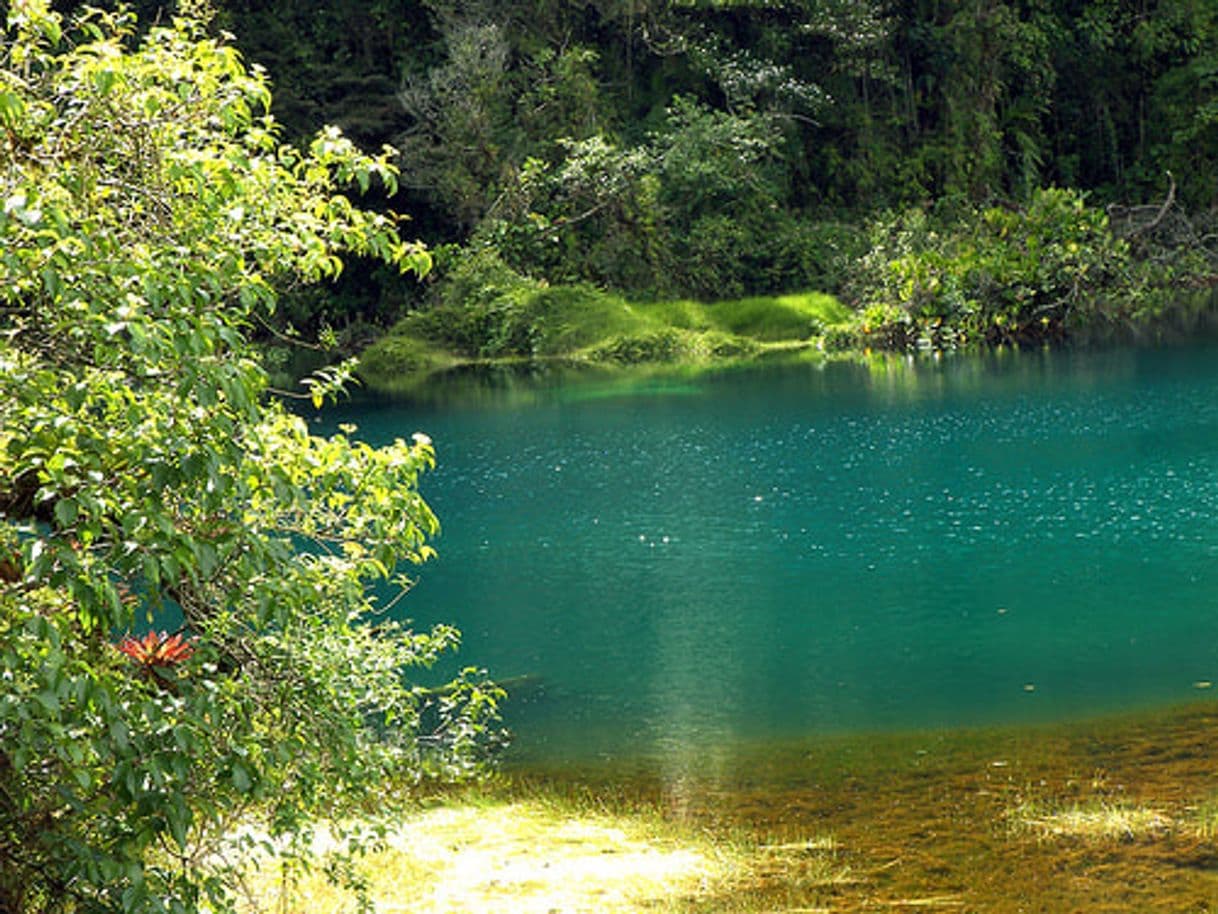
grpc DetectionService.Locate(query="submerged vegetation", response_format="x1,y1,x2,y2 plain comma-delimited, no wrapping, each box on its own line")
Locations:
244,791,756,913
245,703,1218,913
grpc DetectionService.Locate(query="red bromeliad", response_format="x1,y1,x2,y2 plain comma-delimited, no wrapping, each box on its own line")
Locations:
116,630,195,669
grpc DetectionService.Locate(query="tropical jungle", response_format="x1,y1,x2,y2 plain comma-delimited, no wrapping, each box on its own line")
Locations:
6,1,1218,913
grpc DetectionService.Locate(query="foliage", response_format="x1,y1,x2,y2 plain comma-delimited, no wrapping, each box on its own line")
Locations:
63,0,1216,285
355,332,452,386
51,0,1216,340
394,4,611,233
52,0,1218,360
586,327,763,363
480,98,843,299
408,247,549,357
654,291,847,342
588,328,691,364
0,5,500,913
844,188,1136,349
362,250,633,372
397,18,520,230
357,256,849,391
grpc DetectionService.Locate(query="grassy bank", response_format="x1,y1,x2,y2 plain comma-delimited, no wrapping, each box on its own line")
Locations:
356,283,849,395
244,700,1218,913
353,188,1218,398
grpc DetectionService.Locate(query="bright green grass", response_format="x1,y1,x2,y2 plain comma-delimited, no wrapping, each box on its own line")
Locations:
650,291,849,341
358,285,849,393
528,285,651,354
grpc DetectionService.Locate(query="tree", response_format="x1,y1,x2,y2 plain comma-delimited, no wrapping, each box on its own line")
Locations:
478,96,815,298
397,14,519,229
0,3,500,912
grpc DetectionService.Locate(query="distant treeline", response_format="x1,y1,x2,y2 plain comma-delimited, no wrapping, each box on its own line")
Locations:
209,1,1217,211
71,1,1218,318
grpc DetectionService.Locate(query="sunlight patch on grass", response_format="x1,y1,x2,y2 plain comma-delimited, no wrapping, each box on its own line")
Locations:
247,799,732,913
645,291,848,343
397,803,713,912
1009,798,1172,841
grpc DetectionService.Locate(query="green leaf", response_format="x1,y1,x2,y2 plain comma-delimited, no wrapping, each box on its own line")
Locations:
230,761,252,793
34,689,59,713
166,803,190,850
0,90,24,128
92,68,117,95
53,497,77,528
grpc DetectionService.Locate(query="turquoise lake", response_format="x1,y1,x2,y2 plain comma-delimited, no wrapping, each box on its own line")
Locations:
323,344,1218,767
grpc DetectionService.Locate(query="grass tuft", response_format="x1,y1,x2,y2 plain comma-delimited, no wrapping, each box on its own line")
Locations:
1008,797,1172,841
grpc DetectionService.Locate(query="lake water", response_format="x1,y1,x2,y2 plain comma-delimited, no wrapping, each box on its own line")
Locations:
322,345,1218,768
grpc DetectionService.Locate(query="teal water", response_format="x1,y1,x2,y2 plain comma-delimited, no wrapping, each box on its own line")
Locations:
322,346,1218,765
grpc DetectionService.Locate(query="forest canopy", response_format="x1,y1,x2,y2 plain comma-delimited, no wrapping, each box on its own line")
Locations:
143,0,1218,354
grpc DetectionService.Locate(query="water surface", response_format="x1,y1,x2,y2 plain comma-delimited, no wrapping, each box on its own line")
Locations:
323,346,1218,766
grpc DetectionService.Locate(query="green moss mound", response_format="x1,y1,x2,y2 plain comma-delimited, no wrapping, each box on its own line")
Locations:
586,327,763,364
357,257,848,394
651,292,850,341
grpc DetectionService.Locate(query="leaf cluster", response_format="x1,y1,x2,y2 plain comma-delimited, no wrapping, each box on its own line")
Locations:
0,4,498,912
842,188,1139,350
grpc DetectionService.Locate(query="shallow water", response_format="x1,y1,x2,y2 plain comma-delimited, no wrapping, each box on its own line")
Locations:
321,345,1218,766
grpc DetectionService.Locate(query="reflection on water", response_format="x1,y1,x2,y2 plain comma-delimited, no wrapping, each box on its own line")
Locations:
323,343,1218,768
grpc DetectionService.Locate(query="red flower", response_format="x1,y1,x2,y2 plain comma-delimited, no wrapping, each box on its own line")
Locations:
116,631,195,669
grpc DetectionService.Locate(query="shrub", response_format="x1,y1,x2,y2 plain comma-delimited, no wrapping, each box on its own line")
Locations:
845,188,1135,347
0,7,499,912
415,248,546,357
478,99,845,300
822,325,860,352
590,329,690,363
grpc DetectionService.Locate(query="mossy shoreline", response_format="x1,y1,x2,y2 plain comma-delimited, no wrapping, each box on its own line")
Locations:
355,285,851,396
354,284,1218,400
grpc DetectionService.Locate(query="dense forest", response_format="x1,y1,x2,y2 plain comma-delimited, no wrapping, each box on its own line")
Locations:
213,0,1218,219
56,0,1218,357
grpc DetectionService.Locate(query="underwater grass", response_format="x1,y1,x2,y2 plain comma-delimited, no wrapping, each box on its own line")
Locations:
1008,797,1173,841
238,701,1218,913
1185,794,1218,839
240,779,849,914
